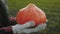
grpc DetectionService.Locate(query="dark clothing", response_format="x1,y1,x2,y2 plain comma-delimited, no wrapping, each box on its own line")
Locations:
0,0,16,34
0,0,11,27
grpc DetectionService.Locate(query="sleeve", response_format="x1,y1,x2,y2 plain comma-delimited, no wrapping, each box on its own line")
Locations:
0,26,13,34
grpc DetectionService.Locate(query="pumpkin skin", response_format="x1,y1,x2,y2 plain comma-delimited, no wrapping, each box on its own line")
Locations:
16,4,46,26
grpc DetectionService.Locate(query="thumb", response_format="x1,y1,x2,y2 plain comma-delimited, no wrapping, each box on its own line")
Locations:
21,20,35,28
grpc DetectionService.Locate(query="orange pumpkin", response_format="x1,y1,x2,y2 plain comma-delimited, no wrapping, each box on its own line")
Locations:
16,4,46,26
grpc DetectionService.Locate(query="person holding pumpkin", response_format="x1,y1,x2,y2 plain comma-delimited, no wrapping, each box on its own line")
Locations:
0,0,47,34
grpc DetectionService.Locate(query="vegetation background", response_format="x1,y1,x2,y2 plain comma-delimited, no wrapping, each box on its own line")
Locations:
7,0,60,34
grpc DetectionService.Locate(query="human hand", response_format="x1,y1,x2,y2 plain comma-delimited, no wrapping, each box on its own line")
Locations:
12,21,35,34
22,20,48,34
12,20,48,34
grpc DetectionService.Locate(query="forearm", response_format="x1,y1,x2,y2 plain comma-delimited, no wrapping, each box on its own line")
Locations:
0,26,13,34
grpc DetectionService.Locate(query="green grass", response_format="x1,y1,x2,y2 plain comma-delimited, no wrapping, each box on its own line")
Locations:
7,0,60,34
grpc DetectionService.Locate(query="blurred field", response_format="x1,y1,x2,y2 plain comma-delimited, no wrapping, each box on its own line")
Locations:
7,0,60,34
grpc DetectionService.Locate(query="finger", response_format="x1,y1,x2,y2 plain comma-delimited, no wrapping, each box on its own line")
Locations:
36,23,47,30
22,23,47,34
12,21,35,34
21,20,35,29
13,21,35,31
